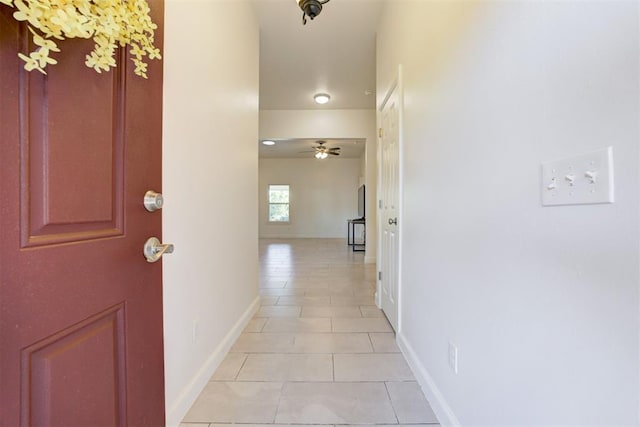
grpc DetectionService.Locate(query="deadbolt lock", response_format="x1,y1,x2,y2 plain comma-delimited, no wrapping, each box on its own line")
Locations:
144,190,164,212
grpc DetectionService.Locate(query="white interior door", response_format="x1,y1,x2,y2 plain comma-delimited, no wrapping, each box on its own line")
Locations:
379,78,400,332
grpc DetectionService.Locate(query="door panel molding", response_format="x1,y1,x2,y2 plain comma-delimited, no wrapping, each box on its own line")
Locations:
21,303,127,426
19,33,127,248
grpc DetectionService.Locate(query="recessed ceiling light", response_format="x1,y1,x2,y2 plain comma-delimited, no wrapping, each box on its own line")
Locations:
314,93,330,105
262,140,276,146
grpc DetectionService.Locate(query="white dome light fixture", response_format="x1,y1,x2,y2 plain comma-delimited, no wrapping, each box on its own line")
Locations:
314,93,331,105
262,140,276,146
315,151,329,160
296,0,330,25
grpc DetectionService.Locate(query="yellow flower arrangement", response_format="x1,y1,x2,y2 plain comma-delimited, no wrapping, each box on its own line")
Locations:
0,0,161,78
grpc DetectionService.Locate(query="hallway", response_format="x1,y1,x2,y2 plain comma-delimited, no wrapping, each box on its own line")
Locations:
181,238,438,426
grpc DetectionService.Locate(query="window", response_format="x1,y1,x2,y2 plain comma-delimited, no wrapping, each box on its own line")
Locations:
268,185,290,222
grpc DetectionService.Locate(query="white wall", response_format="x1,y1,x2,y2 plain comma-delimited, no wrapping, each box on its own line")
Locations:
162,1,259,425
359,152,366,187
260,110,377,261
259,158,361,238
377,1,639,425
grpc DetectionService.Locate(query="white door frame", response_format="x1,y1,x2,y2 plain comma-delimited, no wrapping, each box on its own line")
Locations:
376,65,404,332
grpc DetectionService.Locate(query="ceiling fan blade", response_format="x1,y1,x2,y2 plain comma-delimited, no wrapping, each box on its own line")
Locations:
328,148,341,152
298,150,316,153
328,152,340,156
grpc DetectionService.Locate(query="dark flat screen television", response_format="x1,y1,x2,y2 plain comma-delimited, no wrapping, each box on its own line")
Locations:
357,185,365,219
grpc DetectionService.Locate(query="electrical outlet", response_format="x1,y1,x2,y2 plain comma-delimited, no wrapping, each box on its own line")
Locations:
192,320,199,344
448,342,458,374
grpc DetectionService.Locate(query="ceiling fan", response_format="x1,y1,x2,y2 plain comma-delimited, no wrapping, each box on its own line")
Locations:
300,141,341,159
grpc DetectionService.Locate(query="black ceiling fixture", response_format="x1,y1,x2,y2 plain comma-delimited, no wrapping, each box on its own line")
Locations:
297,0,330,25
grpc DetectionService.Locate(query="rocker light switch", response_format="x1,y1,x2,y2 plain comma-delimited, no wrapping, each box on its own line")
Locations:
541,147,614,206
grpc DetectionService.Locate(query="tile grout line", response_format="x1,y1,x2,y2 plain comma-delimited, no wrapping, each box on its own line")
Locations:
383,381,401,425
332,353,335,382
259,317,268,333
271,379,287,424
233,354,249,381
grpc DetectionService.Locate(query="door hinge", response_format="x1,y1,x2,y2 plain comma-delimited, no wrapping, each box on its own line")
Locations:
378,200,383,209
378,271,382,281
379,127,384,138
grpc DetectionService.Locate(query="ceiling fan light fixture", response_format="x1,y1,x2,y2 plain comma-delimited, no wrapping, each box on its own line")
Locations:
309,141,338,159
314,93,331,105
262,140,276,146
297,0,330,25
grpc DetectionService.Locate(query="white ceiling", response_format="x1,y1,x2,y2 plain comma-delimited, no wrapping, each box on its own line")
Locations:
253,0,384,111
259,138,365,159
254,0,382,159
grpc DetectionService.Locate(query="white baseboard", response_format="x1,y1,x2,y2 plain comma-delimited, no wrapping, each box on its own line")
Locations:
397,332,461,427
259,235,346,239
165,296,260,427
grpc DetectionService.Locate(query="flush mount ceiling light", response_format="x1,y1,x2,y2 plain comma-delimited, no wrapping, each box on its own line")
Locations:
314,93,331,105
296,0,330,25
262,140,276,146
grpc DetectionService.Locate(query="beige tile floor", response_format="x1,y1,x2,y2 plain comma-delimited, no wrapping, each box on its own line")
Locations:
182,238,439,427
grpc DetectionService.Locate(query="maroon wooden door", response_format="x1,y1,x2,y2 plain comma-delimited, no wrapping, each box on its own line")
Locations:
0,2,166,426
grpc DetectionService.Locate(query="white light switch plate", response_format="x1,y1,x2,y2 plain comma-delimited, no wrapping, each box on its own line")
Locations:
541,147,614,206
